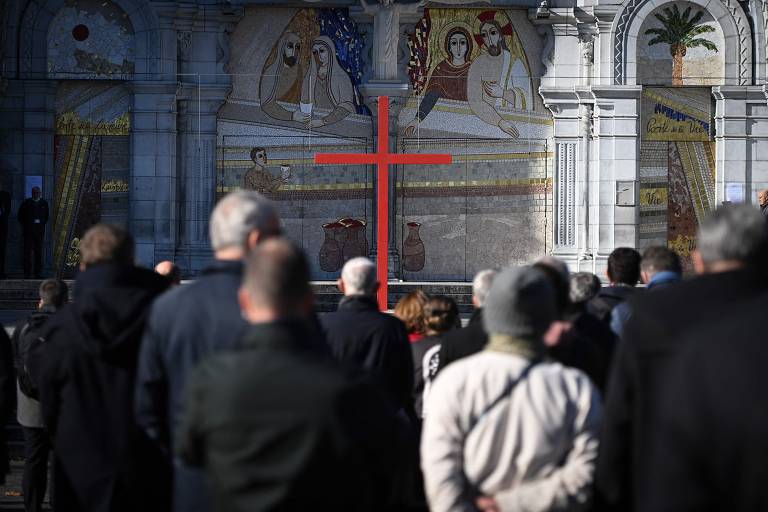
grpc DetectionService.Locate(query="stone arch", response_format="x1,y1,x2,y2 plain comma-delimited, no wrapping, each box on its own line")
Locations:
18,0,159,79
612,0,752,85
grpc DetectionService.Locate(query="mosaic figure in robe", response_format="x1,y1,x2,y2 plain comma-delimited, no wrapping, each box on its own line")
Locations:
405,26,473,136
296,36,356,128
243,148,289,193
467,14,529,138
259,32,306,122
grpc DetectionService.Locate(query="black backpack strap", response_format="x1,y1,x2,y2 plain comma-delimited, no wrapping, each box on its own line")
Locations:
469,359,540,432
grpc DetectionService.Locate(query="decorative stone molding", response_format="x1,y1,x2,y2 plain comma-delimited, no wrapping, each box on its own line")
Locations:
612,0,751,85
556,142,577,247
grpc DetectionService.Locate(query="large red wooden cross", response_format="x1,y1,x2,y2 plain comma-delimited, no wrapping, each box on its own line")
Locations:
315,96,453,310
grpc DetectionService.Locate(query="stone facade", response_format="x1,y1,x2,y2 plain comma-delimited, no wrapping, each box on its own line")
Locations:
0,0,766,280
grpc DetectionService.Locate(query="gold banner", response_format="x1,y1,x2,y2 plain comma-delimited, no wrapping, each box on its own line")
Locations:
56,112,130,136
644,112,710,142
639,187,668,206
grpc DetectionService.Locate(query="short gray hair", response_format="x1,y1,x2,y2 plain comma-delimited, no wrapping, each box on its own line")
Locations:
341,257,377,296
472,269,497,307
569,272,601,304
535,255,570,284
209,191,279,251
697,204,768,266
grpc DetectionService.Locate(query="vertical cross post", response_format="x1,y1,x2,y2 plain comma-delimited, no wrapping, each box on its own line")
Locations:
315,96,452,310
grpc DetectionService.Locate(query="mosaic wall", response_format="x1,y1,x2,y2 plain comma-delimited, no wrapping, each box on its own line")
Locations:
637,2,723,86
53,82,131,276
47,0,135,79
218,7,373,279
218,7,552,280
639,87,715,270
396,8,553,280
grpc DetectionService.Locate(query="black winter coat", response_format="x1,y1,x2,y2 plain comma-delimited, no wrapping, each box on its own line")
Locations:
0,326,13,484
594,269,768,512
648,289,768,511
320,296,413,413
31,263,170,512
436,308,487,374
177,320,401,512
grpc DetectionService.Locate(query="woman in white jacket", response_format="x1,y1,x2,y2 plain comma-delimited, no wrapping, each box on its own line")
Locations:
420,266,602,512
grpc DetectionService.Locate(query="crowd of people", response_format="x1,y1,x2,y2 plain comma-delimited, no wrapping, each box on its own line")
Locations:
0,189,766,512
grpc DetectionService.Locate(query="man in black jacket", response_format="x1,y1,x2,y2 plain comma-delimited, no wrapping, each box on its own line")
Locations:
13,278,68,512
594,204,768,512
31,224,170,512
177,238,399,511
17,187,48,279
436,269,496,374
136,191,281,512
320,256,413,414
587,247,641,324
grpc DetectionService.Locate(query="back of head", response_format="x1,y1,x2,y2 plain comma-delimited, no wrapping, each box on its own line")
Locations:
607,247,641,285
155,260,181,284
641,246,682,276
394,290,429,334
696,204,768,268
242,238,311,313
483,266,557,342
209,191,279,252
569,272,601,305
79,224,134,267
532,262,569,317
341,257,377,297
39,278,69,309
472,269,497,308
423,295,459,335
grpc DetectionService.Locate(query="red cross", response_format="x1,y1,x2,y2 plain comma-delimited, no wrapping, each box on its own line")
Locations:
315,96,453,310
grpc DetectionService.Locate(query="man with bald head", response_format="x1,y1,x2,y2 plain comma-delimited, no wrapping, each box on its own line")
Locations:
321,257,413,415
136,191,281,512
177,239,398,511
155,260,181,286
759,189,768,216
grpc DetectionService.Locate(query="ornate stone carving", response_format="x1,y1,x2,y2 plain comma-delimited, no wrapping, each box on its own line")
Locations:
177,31,191,61
361,0,425,80
556,142,577,247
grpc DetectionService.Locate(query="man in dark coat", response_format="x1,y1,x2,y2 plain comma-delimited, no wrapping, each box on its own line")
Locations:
0,321,14,486
177,239,399,512
136,191,281,512
13,278,69,512
17,186,48,279
594,204,768,512
30,224,170,512
0,183,11,278
436,269,496,374
587,247,641,324
320,256,413,414
646,289,768,511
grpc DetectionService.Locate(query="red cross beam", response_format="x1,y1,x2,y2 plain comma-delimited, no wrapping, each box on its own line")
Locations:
315,96,453,310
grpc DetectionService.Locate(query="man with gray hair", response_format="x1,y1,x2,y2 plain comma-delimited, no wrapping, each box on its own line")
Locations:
422,266,601,512
136,191,281,512
436,269,497,373
320,257,413,414
596,204,768,511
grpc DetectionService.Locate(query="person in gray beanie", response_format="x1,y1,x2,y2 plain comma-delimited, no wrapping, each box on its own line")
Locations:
421,266,602,512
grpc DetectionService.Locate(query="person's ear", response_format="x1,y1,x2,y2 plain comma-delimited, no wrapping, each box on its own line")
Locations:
79,262,87,272
336,278,345,294
640,270,649,284
246,230,260,253
238,287,252,321
692,250,706,275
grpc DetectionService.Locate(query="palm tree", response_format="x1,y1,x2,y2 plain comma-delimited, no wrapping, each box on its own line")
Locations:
645,4,718,85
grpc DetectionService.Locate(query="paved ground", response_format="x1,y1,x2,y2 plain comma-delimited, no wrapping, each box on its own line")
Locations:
0,459,50,511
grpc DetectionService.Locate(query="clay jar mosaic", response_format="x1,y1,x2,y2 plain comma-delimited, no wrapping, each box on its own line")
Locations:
402,221,425,272
338,217,369,262
319,221,345,272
